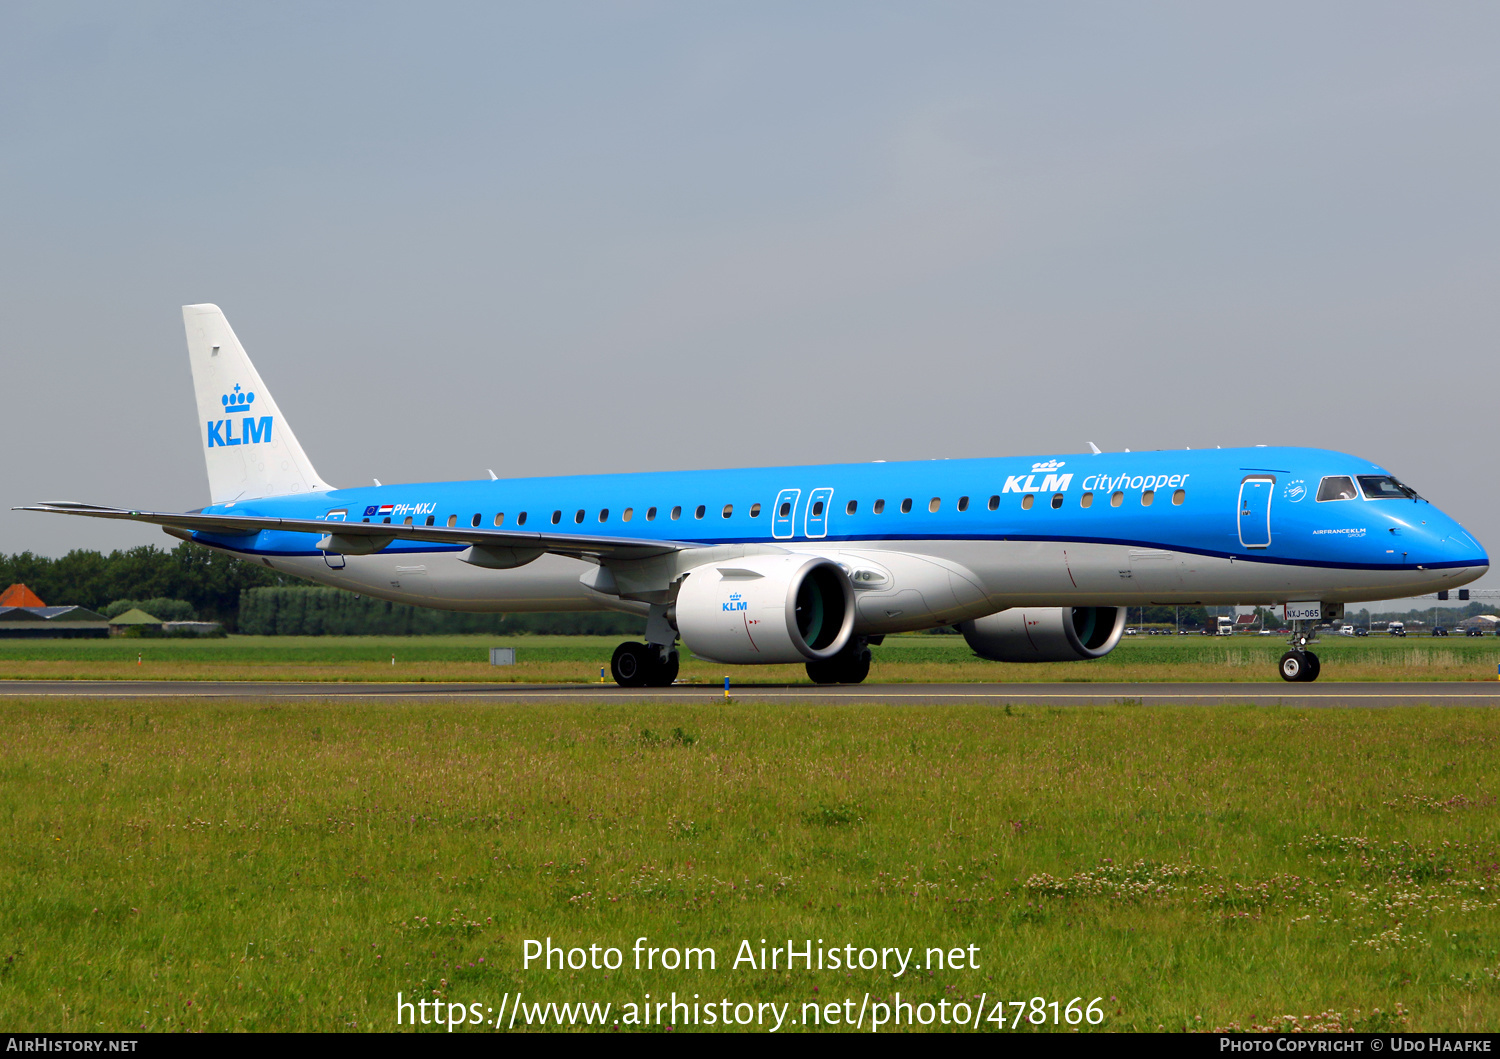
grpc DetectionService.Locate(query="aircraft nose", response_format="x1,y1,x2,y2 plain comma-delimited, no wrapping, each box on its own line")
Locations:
1435,518,1488,571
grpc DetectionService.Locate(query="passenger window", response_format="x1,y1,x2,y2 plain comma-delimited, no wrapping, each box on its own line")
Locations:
779,501,792,517
1080,492,1093,509
493,513,504,526
362,518,369,523
550,511,561,525
1142,490,1155,507
874,499,886,514
383,516,392,524
957,496,969,512
447,514,458,527
929,498,940,513
694,505,705,519
812,501,824,516
517,512,527,526
1021,494,1035,510
471,513,481,527
646,507,656,521
575,509,585,524
404,516,413,525
1317,476,1358,502
845,500,857,515
749,503,761,517
1110,491,1124,507
988,495,999,511
1172,489,1185,506
900,498,913,514
622,508,633,522
425,515,435,526
599,509,609,522
722,504,732,518
1050,493,1064,509
671,506,682,520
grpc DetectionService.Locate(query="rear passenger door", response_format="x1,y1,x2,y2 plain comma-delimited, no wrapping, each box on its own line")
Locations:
804,487,834,538
772,488,801,540
323,509,348,568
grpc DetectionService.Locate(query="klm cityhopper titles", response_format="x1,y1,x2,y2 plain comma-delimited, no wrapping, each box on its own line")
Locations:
21,305,1488,685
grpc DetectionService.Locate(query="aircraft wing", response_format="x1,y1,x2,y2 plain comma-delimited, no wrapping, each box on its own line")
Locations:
16,502,691,561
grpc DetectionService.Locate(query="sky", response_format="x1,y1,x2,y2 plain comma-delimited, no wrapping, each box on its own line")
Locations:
2,2,1497,605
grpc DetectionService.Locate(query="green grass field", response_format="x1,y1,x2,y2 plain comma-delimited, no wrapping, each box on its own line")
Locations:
2,631,1498,684
1,632,1499,684
3,696,1499,1032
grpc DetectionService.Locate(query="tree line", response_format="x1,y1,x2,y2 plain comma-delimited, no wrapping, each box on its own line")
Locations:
0,543,641,635
1,543,282,629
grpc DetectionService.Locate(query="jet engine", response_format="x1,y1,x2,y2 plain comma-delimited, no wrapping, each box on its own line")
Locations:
958,606,1126,663
675,554,856,665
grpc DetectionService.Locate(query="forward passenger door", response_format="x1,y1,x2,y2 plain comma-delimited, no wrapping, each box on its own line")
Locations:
1238,476,1275,549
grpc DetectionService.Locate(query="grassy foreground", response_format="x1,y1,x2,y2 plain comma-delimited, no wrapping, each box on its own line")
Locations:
2,697,1499,1032
1,632,1499,683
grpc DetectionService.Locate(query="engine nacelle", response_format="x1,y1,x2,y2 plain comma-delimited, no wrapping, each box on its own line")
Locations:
676,554,856,664
959,606,1125,662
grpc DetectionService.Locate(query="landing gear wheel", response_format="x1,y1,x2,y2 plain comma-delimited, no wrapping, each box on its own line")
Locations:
806,644,872,685
649,649,679,687
611,642,653,687
1278,650,1321,683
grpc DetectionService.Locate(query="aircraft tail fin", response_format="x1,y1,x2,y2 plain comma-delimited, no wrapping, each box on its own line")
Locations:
183,304,333,504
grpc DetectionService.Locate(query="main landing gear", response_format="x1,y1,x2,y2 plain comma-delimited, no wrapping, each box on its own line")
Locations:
1278,626,1321,682
611,604,679,688
806,638,872,685
611,642,679,688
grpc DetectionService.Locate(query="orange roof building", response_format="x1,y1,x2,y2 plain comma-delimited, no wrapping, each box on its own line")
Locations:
0,584,45,608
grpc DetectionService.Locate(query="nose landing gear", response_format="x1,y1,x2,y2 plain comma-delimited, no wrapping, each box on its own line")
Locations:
1278,649,1320,682
1278,626,1321,682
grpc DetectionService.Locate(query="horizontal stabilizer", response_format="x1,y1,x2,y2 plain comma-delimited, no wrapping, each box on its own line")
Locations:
16,502,690,562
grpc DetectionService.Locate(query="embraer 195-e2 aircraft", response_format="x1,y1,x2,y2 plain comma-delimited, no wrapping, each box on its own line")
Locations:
21,305,1489,685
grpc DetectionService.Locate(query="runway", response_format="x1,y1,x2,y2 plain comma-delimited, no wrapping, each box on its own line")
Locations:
0,680,1497,707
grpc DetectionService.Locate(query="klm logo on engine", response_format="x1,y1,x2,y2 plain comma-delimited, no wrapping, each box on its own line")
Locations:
723,592,748,613
207,384,273,448
1002,459,1073,494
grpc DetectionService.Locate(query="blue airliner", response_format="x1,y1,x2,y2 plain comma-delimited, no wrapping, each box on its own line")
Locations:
21,305,1488,685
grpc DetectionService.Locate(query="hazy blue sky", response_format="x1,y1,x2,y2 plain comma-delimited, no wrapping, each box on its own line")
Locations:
3,3,1497,602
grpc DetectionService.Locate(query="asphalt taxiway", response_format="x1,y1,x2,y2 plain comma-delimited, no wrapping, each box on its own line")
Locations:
0,680,1496,707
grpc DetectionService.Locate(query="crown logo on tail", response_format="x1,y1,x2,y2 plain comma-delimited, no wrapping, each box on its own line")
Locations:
221,384,256,412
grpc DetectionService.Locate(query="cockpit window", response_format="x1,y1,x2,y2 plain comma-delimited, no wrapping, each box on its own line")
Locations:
1316,476,1358,502
1358,475,1422,501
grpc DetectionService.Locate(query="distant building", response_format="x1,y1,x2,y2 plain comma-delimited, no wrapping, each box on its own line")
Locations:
0,584,108,638
0,584,46,608
163,622,222,637
105,609,222,637
107,608,164,636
